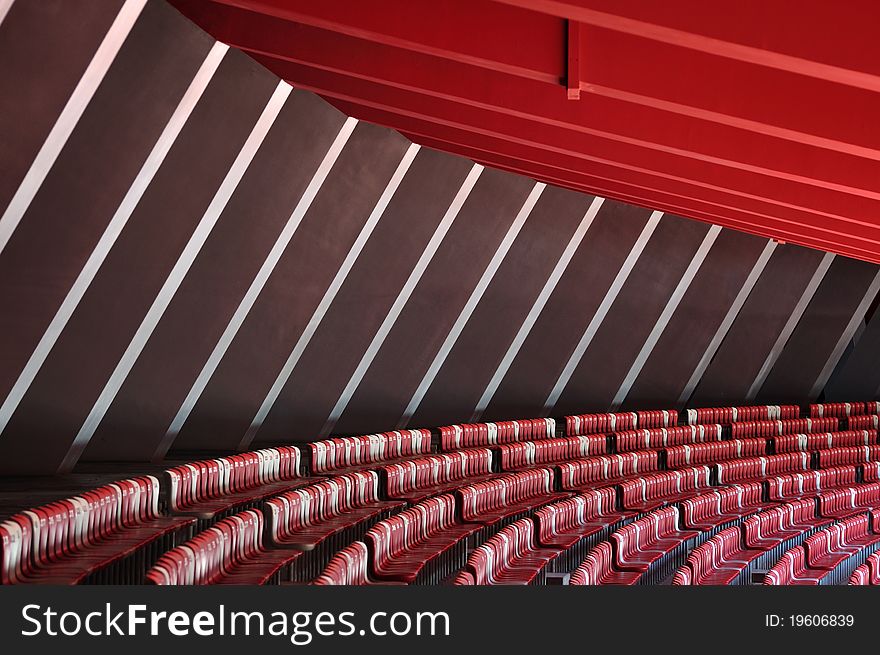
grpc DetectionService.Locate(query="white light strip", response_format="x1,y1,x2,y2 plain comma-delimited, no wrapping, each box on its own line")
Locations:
155,117,362,459
0,42,228,441
0,0,15,26
745,251,836,401
233,140,418,452
471,196,605,422
677,239,777,407
397,182,546,429
611,224,722,410
58,81,292,472
809,269,880,400
543,210,663,415
314,164,484,439
0,0,147,256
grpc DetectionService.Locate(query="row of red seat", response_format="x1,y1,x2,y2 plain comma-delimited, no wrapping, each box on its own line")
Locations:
454,518,561,585
810,401,880,418
495,435,607,471
619,466,713,512
730,417,840,439
686,404,799,426
766,466,859,501
764,512,880,585
849,551,880,584
774,430,875,453
1,476,194,585
264,471,404,581
308,429,431,475
166,446,306,521
438,418,556,450
615,424,722,453
716,453,811,483
146,509,300,585
558,451,660,491
673,499,828,585
848,414,880,430
382,449,494,502
564,410,676,437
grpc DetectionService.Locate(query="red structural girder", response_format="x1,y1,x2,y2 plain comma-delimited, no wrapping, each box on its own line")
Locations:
172,0,880,262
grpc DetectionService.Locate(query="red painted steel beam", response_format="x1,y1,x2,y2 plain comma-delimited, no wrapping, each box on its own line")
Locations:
256,56,880,243
566,20,581,99
493,0,880,91
328,97,880,263
171,0,880,261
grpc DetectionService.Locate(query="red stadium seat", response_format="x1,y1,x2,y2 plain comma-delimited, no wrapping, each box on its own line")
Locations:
731,417,839,439
565,411,637,436
382,449,494,502
665,438,768,468
0,476,194,585
312,542,404,586
496,435,606,471
569,541,641,585
145,510,300,585
773,430,876,453
308,430,431,475
619,466,712,512
365,494,479,585
165,447,306,520
615,424,722,453
460,519,560,584
558,451,660,492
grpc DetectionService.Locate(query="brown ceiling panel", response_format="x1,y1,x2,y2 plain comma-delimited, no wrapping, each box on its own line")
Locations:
481,200,652,422
551,214,711,415
689,245,827,406
621,229,769,409
756,256,880,403
408,185,595,429
279,167,535,440
83,90,349,461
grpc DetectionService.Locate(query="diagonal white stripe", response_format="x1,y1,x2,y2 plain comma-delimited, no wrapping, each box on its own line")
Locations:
156,117,364,460
397,182,546,429
471,196,605,422
57,81,292,472
0,42,228,441
0,0,147,256
313,163,484,440
745,251,836,401
809,268,880,400
677,239,777,407
611,225,723,410
543,210,663,415
0,0,15,26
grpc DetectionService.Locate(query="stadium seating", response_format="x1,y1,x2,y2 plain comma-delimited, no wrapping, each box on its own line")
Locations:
10,399,880,586
614,424,722,452
558,451,660,492
495,435,606,471
731,417,839,439
0,477,194,584
145,510,301,585
534,489,628,570
438,419,556,450
382,449,494,502
817,483,880,519
773,430,876,453
165,447,306,521
849,551,880,585
309,430,431,475
565,412,638,436
716,452,810,484
264,471,405,581
665,438,768,468
365,494,479,585
686,405,799,426
766,466,859,501
619,466,712,512
458,518,560,584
